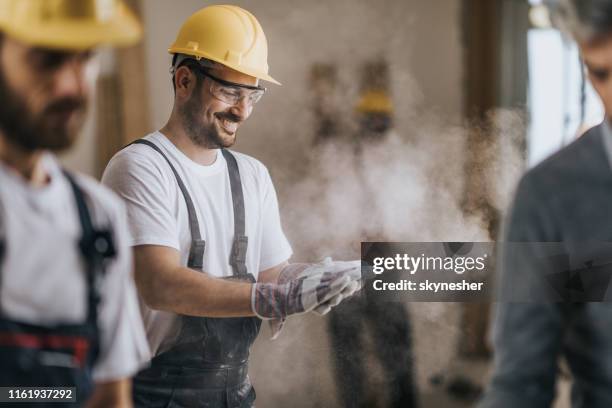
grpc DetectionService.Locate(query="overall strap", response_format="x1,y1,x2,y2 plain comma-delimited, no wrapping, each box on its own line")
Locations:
131,139,205,270
221,149,248,277
63,171,115,326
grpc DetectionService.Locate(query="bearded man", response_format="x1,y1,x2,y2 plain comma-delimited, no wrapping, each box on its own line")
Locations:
102,5,362,407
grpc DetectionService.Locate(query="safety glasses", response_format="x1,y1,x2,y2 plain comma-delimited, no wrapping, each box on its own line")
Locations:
193,67,267,107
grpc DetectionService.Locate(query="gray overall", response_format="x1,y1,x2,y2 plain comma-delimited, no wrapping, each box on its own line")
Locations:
131,140,261,408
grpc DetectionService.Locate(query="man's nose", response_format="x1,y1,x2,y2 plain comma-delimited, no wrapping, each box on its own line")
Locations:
52,59,87,99
229,96,253,121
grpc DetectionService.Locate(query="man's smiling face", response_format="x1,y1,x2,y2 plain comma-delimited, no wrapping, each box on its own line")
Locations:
179,62,258,149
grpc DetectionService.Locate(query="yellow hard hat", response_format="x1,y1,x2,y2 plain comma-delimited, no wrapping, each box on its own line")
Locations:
169,5,280,85
0,0,142,50
355,90,394,114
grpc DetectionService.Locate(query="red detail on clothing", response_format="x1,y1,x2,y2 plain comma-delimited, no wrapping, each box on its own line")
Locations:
0,332,90,367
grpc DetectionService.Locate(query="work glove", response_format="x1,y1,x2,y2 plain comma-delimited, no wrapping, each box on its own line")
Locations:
252,263,352,321
312,258,363,315
319,258,364,288
312,278,361,315
263,259,363,339
279,258,363,288
266,263,314,340
268,282,360,340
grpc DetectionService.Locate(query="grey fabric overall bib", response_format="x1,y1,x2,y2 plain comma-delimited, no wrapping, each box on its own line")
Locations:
131,140,261,408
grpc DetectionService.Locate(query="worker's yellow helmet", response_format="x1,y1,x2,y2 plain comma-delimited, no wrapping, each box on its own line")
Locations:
355,90,394,114
0,0,142,50
169,5,280,85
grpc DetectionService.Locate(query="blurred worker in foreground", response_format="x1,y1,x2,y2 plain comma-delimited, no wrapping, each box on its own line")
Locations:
479,0,612,407
329,87,418,408
0,0,149,407
102,5,362,407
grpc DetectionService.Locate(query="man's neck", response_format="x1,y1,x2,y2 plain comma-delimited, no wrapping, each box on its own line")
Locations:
0,134,48,187
160,116,218,166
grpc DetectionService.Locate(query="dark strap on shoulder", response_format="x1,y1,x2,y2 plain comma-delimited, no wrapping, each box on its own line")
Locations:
131,139,206,270
222,149,248,276
63,171,115,325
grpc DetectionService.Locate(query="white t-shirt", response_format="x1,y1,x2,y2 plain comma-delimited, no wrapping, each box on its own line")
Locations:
102,131,292,355
0,154,150,381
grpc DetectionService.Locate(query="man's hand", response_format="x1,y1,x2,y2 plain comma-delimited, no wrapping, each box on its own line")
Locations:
278,258,362,285
318,258,363,288
253,259,363,321
312,258,364,315
276,258,363,316
313,278,360,315
252,264,352,319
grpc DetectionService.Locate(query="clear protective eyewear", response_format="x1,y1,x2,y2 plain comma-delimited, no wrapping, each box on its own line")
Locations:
195,67,267,107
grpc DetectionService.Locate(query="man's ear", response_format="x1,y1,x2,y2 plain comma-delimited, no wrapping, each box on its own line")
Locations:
174,65,195,98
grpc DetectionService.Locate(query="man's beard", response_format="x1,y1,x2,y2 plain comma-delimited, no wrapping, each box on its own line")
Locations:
0,69,86,153
181,81,241,149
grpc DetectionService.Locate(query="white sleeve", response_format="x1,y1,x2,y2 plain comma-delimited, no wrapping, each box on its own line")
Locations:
258,168,292,271
92,200,150,381
102,151,180,250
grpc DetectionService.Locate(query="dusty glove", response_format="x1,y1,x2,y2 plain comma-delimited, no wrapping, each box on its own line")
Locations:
313,279,361,315
267,263,312,339
266,262,339,339
268,279,359,339
253,263,352,320
312,258,363,315
319,258,363,287
266,259,364,338
280,258,362,284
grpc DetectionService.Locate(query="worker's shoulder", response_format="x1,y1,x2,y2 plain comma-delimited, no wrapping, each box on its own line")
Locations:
104,133,170,177
226,149,270,178
520,124,606,194
110,134,162,162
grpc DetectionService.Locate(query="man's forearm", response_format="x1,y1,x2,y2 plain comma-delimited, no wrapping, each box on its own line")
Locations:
134,244,357,319
140,265,254,318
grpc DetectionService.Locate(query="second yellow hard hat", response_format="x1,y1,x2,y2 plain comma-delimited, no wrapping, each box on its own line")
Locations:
355,90,394,115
